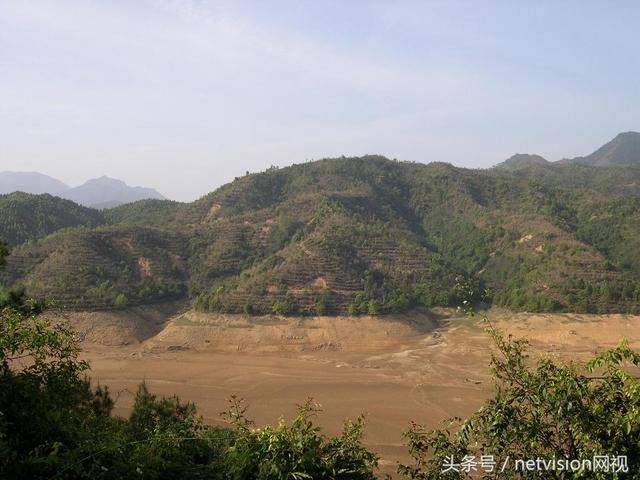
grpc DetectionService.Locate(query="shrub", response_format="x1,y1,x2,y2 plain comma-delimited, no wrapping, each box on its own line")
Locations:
366,299,378,315
315,298,327,316
223,396,378,480
0,240,8,267
315,290,330,316
398,315,640,479
272,296,295,316
114,293,128,308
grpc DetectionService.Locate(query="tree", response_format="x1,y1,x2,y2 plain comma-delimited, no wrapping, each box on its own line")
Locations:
272,295,296,316
398,318,640,479
0,239,8,267
0,241,32,311
114,293,128,308
223,396,378,480
0,305,112,478
367,299,379,315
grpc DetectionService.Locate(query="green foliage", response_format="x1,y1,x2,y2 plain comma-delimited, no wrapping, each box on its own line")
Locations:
223,396,378,480
272,295,296,316
114,293,128,308
398,320,640,479
104,199,184,227
366,299,379,315
0,239,8,267
1,226,188,309
0,305,107,479
4,157,640,314
0,192,105,245
314,290,330,316
178,158,640,315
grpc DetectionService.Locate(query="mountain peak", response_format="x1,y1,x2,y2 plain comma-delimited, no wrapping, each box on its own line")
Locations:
568,131,640,167
61,176,165,208
0,171,69,195
494,153,549,170
85,176,127,186
616,131,640,138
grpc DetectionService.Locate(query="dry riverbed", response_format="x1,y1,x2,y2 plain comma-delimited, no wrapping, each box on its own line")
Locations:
56,305,640,476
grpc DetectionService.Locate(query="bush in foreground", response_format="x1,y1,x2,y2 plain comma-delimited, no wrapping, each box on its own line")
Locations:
0,304,378,479
399,317,640,479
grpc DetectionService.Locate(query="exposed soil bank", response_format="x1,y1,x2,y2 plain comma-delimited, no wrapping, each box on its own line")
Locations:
69,306,640,477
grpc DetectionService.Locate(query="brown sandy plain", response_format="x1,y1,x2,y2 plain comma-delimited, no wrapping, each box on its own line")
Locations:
57,304,640,477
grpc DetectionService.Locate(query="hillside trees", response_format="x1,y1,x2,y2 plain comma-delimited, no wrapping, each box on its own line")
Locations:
0,192,105,245
3,157,640,314
0,240,7,266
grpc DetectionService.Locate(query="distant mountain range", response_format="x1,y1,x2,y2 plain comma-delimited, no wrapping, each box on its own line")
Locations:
0,173,165,208
494,131,640,170
0,172,69,195
60,176,165,208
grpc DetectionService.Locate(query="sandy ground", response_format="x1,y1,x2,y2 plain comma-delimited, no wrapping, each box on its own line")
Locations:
62,305,640,476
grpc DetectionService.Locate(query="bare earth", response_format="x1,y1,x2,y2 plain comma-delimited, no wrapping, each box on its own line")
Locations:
60,305,640,476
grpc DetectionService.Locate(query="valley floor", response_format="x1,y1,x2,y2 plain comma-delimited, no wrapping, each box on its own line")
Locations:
61,305,640,476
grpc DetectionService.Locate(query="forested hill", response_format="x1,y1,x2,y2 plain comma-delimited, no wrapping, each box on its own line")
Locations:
0,192,105,245
1,155,640,315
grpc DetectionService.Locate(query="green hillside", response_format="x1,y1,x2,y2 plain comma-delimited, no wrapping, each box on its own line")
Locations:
1,226,188,309
494,153,549,170
0,192,105,245
1,156,640,314
103,198,185,226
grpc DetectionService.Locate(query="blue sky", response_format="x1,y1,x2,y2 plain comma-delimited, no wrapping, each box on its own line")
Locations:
1,0,639,201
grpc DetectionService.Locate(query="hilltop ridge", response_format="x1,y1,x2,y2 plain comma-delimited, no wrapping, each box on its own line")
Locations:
1,153,640,315
494,153,550,170
564,131,640,166
494,131,640,169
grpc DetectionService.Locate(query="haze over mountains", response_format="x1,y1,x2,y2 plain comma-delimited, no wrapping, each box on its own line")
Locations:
0,172,69,195
0,172,165,208
564,131,640,167
1,131,639,316
495,131,640,170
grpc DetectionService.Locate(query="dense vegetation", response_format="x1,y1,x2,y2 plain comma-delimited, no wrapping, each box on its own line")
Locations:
103,198,185,226
0,192,105,245
1,152,640,314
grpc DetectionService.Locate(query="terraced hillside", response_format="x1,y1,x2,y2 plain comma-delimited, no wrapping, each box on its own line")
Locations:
1,154,640,313
1,226,188,309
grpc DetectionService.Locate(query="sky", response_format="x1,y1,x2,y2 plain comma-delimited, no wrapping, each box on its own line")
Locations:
1,1,639,201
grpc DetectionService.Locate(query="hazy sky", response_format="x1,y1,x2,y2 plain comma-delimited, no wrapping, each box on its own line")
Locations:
1,1,639,201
